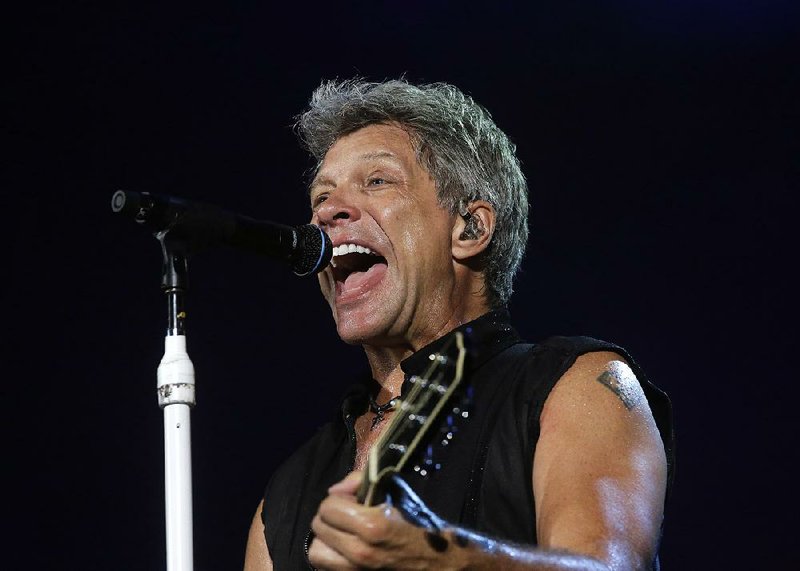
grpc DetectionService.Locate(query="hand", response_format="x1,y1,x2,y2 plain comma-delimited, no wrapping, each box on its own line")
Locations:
308,471,463,570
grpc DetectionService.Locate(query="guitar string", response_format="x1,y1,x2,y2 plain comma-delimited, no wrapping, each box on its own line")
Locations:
369,335,458,472
362,335,460,509
373,362,444,465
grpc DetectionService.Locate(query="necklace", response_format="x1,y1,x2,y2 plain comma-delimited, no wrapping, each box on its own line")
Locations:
368,394,398,430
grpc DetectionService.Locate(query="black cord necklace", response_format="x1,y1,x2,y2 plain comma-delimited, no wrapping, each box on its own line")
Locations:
368,394,398,430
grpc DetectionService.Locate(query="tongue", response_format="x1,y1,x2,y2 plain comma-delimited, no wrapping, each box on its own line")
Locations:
342,261,386,292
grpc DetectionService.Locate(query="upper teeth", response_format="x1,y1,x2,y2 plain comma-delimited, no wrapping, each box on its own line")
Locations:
330,243,378,268
333,244,377,257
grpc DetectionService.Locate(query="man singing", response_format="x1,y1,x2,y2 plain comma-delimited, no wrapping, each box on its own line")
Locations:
244,78,674,570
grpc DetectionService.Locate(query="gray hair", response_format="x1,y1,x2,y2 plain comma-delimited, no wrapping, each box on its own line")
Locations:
295,78,529,307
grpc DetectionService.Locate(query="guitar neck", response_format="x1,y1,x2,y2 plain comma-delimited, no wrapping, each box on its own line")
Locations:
356,331,467,507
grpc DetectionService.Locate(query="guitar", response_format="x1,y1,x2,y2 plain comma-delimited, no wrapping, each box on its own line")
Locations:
356,331,468,507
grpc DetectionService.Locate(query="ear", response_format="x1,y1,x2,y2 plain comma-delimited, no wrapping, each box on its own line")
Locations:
452,200,495,261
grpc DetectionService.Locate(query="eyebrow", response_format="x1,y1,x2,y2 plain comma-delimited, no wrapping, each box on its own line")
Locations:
309,175,335,192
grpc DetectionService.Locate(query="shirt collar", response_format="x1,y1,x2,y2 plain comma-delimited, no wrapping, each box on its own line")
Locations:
341,308,522,416
399,308,521,396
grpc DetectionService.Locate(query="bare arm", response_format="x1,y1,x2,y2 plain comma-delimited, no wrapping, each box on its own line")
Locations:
529,351,667,569
308,351,667,570
243,500,273,571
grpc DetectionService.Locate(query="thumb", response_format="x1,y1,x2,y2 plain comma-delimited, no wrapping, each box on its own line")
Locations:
328,470,363,496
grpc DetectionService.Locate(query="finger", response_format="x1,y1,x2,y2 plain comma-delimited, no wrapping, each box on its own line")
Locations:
317,497,406,547
312,513,388,569
307,536,356,571
316,496,366,536
328,470,363,496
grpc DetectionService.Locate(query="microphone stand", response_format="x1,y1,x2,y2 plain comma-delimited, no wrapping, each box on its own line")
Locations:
110,188,332,570
156,231,195,571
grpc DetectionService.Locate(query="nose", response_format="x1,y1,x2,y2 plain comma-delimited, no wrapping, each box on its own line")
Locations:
313,191,361,228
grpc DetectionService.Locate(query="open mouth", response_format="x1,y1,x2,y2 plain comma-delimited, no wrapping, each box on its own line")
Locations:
331,243,388,297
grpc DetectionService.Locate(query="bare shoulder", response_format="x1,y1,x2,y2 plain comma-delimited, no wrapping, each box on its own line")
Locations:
244,500,273,571
541,350,657,431
536,350,665,488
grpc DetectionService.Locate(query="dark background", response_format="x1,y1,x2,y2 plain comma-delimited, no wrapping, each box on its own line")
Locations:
6,1,797,569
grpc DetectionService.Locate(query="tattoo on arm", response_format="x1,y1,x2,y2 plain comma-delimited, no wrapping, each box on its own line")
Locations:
596,369,643,410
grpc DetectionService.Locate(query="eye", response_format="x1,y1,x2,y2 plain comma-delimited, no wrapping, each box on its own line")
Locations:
311,193,328,209
367,177,387,186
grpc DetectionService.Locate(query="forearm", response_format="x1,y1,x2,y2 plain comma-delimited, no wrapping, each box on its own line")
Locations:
432,526,610,571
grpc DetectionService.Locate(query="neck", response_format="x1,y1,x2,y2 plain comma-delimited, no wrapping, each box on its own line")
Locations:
362,303,490,401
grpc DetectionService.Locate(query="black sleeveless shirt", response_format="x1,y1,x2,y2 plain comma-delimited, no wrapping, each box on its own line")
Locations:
261,309,675,569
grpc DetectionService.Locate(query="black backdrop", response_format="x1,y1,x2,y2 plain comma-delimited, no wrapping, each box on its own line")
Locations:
6,2,797,569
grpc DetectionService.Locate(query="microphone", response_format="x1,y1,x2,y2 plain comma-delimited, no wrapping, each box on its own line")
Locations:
111,189,332,276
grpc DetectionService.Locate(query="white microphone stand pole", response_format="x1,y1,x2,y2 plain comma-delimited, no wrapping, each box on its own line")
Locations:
156,238,195,571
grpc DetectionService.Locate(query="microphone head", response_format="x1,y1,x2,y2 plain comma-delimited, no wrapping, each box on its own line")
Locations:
111,189,141,216
293,224,333,276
